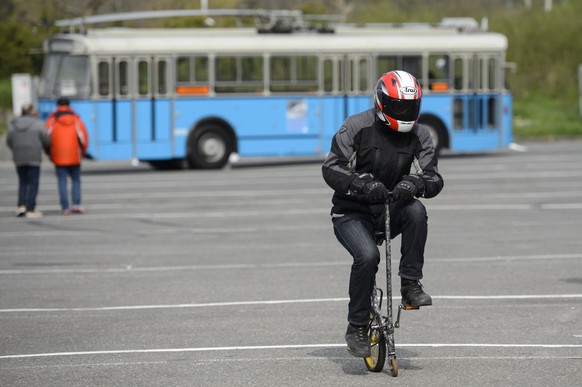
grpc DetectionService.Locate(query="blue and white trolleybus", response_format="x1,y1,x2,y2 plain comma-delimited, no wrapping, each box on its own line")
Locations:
38,17,513,168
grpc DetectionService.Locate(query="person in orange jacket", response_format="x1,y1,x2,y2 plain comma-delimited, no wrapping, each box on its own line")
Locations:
46,97,89,215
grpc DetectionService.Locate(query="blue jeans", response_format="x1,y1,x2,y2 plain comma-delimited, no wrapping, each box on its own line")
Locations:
16,165,41,211
332,199,428,326
55,165,81,211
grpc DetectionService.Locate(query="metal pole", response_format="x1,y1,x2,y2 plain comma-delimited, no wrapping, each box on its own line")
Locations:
545,0,552,12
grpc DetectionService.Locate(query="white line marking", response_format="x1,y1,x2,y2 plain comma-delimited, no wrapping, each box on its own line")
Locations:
430,253,582,263
445,171,582,180
5,356,582,369
7,361,169,369
0,261,347,275
434,294,582,300
1,294,580,313
0,224,329,238
541,203,582,210
1,343,581,360
0,298,348,313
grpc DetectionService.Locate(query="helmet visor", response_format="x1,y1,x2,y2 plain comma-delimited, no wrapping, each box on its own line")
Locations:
382,97,421,122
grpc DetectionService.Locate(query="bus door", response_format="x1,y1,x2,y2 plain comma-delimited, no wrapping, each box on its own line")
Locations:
344,55,372,117
95,57,132,160
133,57,173,160
478,55,503,147
451,54,500,152
320,55,343,152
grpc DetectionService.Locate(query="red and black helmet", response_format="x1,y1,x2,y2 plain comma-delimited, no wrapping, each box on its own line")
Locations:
374,70,422,133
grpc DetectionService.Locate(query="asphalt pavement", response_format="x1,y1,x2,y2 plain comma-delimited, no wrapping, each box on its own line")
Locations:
0,140,581,386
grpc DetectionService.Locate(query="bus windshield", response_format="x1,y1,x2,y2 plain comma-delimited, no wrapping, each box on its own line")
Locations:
39,55,91,98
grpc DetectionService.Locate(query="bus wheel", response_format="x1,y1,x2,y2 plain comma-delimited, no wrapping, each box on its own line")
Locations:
418,116,447,155
187,124,233,169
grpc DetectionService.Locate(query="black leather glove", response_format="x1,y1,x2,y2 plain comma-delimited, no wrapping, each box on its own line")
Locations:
392,175,426,201
403,175,426,197
392,180,417,201
362,181,390,203
349,174,389,203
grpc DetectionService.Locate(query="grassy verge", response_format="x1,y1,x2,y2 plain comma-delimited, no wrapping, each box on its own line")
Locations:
513,94,582,140
0,78,12,136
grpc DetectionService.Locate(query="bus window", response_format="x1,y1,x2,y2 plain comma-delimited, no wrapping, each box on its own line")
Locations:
138,60,150,96
195,57,209,82
297,56,317,83
176,57,190,83
478,57,486,90
157,60,168,95
488,57,497,90
323,59,333,92
39,55,91,98
270,55,318,92
453,57,463,90
216,57,236,82
215,55,264,93
467,57,475,90
376,56,397,77
376,55,421,82
98,61,110,96
242,56,263,82
346,59,354,92
118,60,129,96
359,58,369,92
176,56,210,94
401,56,422,80
271,56,290,82
428,55,450,91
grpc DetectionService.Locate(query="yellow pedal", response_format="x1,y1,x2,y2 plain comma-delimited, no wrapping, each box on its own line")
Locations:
403,305,420,310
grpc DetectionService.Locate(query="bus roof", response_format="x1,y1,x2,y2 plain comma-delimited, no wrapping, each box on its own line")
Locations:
46,27,508,56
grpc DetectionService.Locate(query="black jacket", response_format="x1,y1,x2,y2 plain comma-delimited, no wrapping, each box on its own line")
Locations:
322,108,444,216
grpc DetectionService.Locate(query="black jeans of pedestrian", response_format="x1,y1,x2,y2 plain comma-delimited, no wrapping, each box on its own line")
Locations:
16,165,41,211
332,199,428,326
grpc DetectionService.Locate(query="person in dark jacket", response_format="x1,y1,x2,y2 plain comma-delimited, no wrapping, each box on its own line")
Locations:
322,70,444,358
6,103,51,218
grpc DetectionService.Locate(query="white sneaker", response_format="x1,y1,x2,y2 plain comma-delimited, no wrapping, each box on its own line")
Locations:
71,206,84,214
25,210,43,218
15,206,26,217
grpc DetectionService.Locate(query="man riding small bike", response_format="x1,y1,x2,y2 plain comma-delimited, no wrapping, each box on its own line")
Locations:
322,70,444,357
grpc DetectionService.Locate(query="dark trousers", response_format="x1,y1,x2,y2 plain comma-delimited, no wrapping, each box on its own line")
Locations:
16,165,41,211
332,199,428,326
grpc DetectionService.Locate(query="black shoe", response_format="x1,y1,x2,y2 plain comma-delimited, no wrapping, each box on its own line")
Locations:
345,324,371,358
401,280,432,307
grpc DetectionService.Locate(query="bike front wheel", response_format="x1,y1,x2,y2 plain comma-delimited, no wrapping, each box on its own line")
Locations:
364,327,386,372
389,357,398,377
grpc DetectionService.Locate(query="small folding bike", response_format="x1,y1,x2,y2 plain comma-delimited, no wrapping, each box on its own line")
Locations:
363,201,422,377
